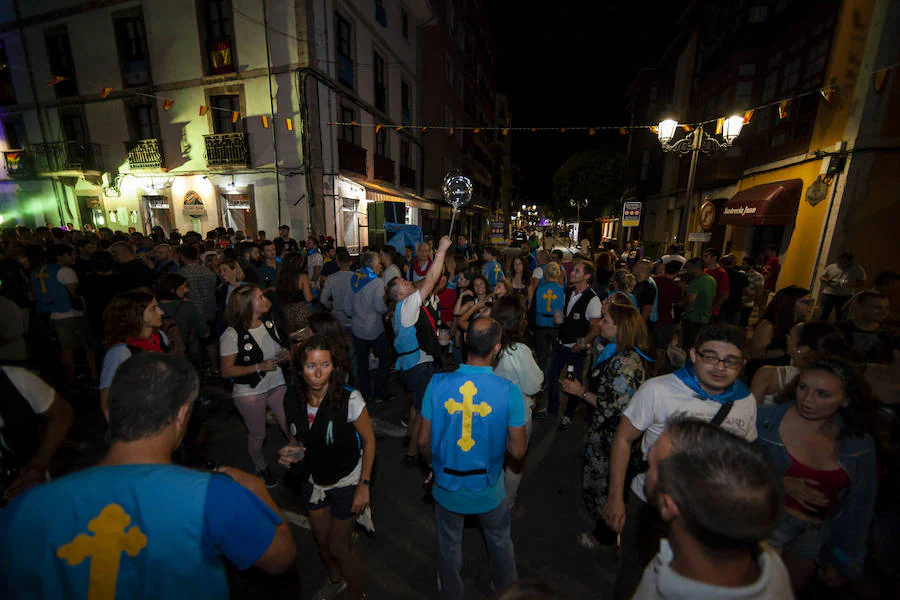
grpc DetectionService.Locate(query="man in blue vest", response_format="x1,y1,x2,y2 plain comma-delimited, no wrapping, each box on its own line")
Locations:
388,235,453,466
0,353,296,599
418,317,527,600
31,243,98,385
481,246,505,288
532,262,565,409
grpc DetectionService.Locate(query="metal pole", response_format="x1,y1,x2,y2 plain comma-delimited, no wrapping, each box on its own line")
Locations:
262,0,282,225
679,126,702,255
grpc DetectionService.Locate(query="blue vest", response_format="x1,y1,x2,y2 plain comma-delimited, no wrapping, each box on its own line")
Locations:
429,370,511,492
482,260,504,287
535,282,564,327
1,464,227,599
393,299,420,371
31,263,73,314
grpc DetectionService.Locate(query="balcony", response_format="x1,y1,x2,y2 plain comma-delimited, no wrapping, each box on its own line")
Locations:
374,154,395,183
126,138,166,170
204,133,249,168
32,142,103,174
338,139,367,175
3,149,35,178
399,166,416,190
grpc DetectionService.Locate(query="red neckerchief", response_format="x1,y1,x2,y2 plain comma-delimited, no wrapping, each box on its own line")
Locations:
413,257,432,278
125,332,163,353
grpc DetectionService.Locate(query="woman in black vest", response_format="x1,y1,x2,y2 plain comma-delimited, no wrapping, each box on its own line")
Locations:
279,335,375,600
219,283,291,488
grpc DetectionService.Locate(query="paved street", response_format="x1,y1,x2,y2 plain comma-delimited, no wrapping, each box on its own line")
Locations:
54,369,616,599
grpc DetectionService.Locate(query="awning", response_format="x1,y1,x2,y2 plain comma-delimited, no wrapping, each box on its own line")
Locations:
719,179,803,226
343,175,436,211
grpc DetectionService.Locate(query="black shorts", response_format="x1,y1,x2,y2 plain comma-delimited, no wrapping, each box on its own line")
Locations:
307,484,357,520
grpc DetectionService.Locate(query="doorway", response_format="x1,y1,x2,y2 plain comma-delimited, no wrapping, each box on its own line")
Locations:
220,191,257,236
141,194,175,236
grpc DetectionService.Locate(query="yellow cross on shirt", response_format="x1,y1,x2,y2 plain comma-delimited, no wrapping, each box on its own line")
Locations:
542,288,557,312
444,381,493,452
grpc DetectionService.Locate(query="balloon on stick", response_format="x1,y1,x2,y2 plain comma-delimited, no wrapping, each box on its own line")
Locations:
442,170,473,239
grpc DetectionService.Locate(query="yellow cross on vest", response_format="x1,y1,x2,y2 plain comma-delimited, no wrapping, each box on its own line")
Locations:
493,263,502,279
57,504,148,600
35,265,51,293
444,380,492,452
542,288,558,312
353,271,365,286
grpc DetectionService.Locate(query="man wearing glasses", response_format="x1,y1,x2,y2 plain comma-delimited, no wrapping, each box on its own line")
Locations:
603,324,758,600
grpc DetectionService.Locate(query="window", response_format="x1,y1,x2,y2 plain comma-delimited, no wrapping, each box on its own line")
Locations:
129,102,158,140
336,14,354,88
780,56,802,94
203,0,235,75
400,138,411,168
373,51,386,112
2,117,26,149
735,81,753,110
59,110,86,142
374,0,387,27
763,69,779,102
45,29,79,98
210,94,241,134
114,15,151,87
340,106,357,144
803,38,829,86
401,80,411,125
0,41,16,105
400,7,409,39
375,128,388,157
749,5,768,23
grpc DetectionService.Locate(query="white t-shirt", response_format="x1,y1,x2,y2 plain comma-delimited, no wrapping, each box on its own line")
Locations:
661,254,687,267
305,390,366,492
633,539,794,600
399,290,432,366
305,389,366,425
220,324,286,397
623,373,758,501
822,262,866,296
307,251,324,280
0,366,56,427
495,343,543,408
51,267,82,319
383,264,402,285
531,266,543,281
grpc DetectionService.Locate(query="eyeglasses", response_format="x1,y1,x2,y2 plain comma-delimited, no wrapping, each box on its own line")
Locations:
697,351,744,370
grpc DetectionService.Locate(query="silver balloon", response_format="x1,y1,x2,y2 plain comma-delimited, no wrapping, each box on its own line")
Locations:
442,171,473,210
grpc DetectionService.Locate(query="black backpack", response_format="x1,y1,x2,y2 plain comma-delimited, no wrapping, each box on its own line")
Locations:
397,304,444,369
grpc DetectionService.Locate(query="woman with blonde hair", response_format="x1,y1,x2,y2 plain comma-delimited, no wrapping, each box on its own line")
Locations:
611,269,638,309
220,283,291,487
561,302,650,549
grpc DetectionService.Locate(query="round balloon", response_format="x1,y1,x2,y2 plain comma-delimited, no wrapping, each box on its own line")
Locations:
442,171,473,209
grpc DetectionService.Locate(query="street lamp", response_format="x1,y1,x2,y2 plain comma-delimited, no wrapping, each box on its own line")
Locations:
569,197,589,222
657,114,744,253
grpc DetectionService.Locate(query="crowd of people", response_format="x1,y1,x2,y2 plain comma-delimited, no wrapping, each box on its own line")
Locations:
0,221,898,599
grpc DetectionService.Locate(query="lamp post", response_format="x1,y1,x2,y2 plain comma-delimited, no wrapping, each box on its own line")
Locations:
569,197,589,222
657,115,744,254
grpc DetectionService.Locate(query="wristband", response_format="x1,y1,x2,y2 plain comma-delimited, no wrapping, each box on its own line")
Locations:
255,364,260,374
360,479,370,486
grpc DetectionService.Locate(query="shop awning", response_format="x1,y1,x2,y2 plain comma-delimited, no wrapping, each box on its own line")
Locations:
343,175,436,211
720,179,803,226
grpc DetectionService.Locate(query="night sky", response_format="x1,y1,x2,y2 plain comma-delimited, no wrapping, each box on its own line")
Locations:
488,1,689,204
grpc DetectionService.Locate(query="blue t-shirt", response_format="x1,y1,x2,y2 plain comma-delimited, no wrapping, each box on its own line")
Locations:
421,365,526,514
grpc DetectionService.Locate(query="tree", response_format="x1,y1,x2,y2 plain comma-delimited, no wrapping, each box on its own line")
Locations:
551,149,624,220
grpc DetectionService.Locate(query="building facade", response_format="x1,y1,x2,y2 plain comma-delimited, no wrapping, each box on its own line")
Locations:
0,0,310,237
623,0,898,291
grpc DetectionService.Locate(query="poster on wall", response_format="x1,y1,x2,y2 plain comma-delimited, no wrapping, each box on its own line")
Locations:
622,201,642,228
183,190,206,216
490,221,506,244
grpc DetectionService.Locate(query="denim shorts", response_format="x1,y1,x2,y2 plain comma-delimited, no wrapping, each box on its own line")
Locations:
768,512,822,561
308,484,357,520
399,360,434,411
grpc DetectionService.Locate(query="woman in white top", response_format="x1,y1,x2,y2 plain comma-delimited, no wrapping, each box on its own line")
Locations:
751,321,848,405
220,283,290,487
492,295,543,518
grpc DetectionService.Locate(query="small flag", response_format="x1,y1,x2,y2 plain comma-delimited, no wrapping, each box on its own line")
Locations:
530,127,537,132
449,127,455,136
588,128,596,136
421,126,429,133
778,100,790,120
394,126,404,132
819,86,836,104
619,128,628,135
231,111,240,124
285,118,294,131
199,106,209,116
473,128,481,133
260,115,270,129
101,86,114,99
715,118,724,135
501,128,509,136
743,110,754,124
559,128,566,133
47,75,67,85
681,125,694,132
873,68,890,93
163,99,175,111
375,124,382,134
649,126,659,134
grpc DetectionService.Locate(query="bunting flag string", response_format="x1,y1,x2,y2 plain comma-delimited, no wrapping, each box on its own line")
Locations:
260,115,269,129
100,86,114,99
199,106,209,117
162,99,175,111
231,111,240,124
46,75,67,85
873,67,890,93
778,100,790,120
285,118,294,132
819,86,836,104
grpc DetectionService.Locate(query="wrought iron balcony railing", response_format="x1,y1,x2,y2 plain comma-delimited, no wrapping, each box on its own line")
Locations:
399,165,416,189
338,139,367,175
374,154,395,183
32,142,103,173
204,132,250,168
126,138,166,170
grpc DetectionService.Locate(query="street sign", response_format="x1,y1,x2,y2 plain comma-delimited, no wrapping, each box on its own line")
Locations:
699,200,717,230
688,232,712,242
622,201,642,227
490,221,506,244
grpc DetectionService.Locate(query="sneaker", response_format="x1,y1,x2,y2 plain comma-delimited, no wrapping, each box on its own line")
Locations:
313,579,347,600
257,468,278,488
558,415,572,431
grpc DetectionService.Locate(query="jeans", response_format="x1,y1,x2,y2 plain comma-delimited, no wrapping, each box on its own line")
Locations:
233,385,288,471
546,342,585,417
352,332,391,402
504,404,533,506
533,327,557,374
399,361,434,409
434,501,518,600
819,293,849,322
